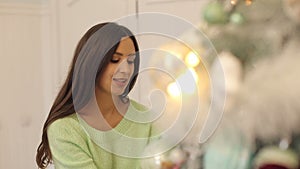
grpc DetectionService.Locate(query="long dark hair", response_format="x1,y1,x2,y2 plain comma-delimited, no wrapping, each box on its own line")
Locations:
36,22,140,169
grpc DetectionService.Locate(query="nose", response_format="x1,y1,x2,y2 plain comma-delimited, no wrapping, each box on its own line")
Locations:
118,59,131,74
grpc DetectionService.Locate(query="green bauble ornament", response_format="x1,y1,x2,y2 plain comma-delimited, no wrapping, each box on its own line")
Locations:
203,2,229,24
230,12,245,25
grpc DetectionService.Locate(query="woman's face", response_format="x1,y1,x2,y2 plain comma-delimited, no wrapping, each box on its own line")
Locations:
97,37,136,96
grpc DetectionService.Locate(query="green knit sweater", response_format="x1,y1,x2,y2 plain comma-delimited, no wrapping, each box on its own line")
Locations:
47,100,154,169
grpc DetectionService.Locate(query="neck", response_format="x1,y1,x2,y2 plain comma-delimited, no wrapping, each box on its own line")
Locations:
94,86,131,117
77,90,129,130
95,91,121,117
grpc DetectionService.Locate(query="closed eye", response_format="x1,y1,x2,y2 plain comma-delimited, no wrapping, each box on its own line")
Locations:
110,59,135,64
111,53,136,64
127,59,134,64
127,54,136,64
110,59,120,63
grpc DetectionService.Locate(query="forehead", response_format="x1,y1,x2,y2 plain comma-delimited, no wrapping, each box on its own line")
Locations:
115,37,135,54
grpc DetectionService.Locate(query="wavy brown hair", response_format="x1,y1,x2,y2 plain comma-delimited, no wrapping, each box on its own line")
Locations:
36,22,140,168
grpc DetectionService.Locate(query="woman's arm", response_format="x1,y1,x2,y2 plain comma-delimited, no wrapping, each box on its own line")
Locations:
47,119,98,169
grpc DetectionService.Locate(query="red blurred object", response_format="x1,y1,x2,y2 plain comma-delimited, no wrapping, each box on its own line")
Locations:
259,164,289,169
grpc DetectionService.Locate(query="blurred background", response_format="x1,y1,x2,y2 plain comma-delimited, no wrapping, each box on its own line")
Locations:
0,0,300,168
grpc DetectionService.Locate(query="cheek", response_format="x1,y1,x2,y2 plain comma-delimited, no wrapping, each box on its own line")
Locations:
97,69,113,85
104,65,116,77
130,65,135,76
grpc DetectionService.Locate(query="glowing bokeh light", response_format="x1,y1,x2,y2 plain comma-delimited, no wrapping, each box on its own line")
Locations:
185,51,200,67
167,82,181,98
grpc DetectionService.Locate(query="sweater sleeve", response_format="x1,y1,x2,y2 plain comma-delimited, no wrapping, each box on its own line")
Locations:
47,118,98,169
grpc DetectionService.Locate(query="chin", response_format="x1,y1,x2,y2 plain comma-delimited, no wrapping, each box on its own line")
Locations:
111,89,126,96
111,84,129,96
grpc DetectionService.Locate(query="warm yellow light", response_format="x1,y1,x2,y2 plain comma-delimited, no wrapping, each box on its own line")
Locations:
160,43,189,59
169,51,184,59
245,0,252,5
154,155,161,165
167,82,180,98
185,51,200,67
231,0,238,5
188,68,198,83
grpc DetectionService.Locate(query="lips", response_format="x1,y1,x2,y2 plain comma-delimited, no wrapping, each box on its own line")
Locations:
112,77,128,87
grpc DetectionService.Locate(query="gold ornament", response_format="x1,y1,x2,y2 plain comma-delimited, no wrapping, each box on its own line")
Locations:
245,0,253,6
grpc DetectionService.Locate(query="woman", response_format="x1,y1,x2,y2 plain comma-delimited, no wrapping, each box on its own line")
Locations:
36,22,154,169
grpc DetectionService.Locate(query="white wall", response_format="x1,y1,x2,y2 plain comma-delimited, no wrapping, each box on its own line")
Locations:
0,2,51,169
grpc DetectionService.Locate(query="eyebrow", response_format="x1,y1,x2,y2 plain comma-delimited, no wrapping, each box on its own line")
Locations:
114,52,136,57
